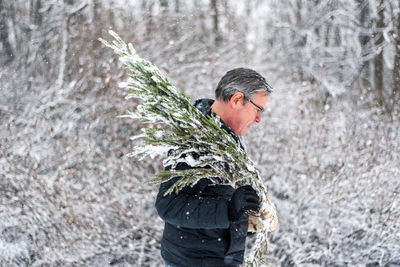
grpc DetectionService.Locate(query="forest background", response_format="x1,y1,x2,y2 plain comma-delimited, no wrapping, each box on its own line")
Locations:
0,0,399,266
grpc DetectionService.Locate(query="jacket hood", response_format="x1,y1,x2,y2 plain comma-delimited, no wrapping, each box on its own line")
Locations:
193,98,214,116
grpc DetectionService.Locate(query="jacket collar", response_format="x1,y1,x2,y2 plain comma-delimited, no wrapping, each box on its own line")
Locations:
193,98,245,151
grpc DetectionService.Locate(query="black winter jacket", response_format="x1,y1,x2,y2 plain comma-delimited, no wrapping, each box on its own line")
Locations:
155,99,249,267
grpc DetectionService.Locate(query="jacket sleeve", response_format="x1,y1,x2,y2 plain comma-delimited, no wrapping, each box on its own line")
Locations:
155,169,231,229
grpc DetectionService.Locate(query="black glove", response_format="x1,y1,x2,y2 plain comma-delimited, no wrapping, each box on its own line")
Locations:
228,185,260,221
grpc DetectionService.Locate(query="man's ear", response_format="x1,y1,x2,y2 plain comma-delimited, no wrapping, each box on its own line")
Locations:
230,92,244,109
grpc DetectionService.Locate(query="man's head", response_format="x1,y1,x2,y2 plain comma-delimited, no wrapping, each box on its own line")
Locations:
211,68,272,136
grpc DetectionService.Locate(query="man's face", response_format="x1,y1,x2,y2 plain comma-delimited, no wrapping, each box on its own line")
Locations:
231,91,268,136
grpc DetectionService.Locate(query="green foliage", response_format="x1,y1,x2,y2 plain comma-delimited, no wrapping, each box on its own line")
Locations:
99,31,260,190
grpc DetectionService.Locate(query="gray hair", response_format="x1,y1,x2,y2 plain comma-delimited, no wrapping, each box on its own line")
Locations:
215,68,273,102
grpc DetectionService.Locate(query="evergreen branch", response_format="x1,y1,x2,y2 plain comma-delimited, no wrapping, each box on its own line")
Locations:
148,168,221,196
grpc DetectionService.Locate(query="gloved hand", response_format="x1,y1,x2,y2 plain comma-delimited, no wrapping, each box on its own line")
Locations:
228,185,260,221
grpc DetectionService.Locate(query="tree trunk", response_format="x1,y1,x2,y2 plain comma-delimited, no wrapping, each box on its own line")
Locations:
210,0,221,45
314,0,320,37
146,1,154,35
296,0,306,81
0,0,13,63
160,0,168,10
56,2,67,89
325,23,331,47
30,0,42,26
334,26,344,82
358,0,371,88
374,0,385,107
108,0,115,27
392,2,400,111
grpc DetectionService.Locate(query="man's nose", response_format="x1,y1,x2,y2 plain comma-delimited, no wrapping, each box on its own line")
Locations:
255,115,261,123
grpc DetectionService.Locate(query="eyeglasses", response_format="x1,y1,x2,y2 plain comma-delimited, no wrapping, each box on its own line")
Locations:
245,97,264,119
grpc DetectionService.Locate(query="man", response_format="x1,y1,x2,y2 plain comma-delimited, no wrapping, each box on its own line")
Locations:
156,68,272,267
